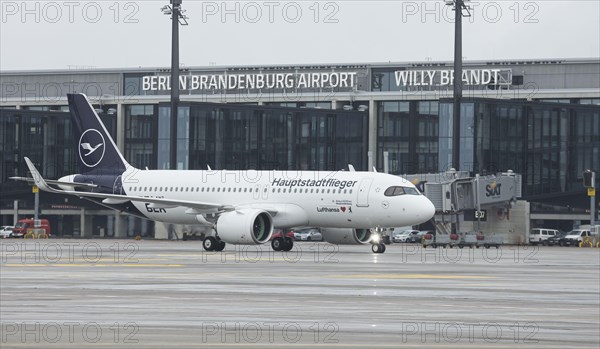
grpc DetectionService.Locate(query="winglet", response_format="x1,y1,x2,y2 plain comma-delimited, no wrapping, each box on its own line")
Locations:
348,164,356,172
24,157,53,192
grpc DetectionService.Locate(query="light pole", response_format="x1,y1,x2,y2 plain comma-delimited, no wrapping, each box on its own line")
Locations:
162,0,189,170
445,0,471,171
583,170,596,226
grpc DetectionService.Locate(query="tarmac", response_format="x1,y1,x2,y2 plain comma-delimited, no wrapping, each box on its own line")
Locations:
1,239,599,348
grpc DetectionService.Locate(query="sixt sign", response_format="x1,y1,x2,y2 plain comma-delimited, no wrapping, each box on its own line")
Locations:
485,182,502,197
477,175,521,205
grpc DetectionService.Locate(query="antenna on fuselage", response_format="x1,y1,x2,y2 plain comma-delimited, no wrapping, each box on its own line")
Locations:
372,167,378,173
207,165,212,171
348,164,356,172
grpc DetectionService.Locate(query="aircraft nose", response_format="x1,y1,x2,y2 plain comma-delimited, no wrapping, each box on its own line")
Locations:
423,197,436,219
411,196,436,223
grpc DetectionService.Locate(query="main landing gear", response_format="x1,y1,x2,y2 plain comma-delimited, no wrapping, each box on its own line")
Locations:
271,236,294,252
203,236,226,252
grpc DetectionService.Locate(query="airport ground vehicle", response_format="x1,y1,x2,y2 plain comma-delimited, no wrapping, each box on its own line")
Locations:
12,219,51,238
562,229,594,246
422,233,454,248
0,226,15,238
529,228,559,245
478,234,503,249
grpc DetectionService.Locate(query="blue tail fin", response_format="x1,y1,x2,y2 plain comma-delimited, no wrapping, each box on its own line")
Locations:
68,93,131,175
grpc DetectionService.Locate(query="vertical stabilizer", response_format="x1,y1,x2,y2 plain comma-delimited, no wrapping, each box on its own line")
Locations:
68,93,131,174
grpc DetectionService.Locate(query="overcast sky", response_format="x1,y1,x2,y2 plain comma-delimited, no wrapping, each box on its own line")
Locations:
1,0,599,71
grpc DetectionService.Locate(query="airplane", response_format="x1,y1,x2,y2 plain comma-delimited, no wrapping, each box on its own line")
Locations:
13,93,436,254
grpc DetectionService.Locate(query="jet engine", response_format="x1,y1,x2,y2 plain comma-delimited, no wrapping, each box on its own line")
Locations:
320,228,372,245
216,209,274,244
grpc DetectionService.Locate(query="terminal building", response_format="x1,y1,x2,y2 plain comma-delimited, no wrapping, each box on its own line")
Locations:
1,58,599,238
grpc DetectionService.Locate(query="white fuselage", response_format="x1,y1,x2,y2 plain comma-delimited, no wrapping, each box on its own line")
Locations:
120,168,435,229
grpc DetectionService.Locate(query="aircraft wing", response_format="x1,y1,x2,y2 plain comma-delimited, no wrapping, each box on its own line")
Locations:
20,157,236,213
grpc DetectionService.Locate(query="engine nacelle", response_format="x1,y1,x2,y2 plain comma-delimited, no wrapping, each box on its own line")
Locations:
216,209,274,245
321,228,372,245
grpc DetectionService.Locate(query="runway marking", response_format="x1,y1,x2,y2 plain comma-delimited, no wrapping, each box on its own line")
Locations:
331,274,500,280
2,263,184,267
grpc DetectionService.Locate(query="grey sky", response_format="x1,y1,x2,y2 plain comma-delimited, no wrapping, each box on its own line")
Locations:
1,0,599,70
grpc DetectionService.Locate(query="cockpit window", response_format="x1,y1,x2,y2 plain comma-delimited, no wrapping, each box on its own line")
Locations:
384,186,421,196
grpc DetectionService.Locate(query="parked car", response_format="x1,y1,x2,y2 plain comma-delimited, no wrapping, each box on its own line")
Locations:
0,226,15,238
294,228,323,241
561,229,594,246
392,229,420,243
546,231,569,246
412,230,435,244
529,228,559,245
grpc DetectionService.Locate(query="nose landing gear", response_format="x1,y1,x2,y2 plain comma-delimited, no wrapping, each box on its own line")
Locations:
370,228,387,254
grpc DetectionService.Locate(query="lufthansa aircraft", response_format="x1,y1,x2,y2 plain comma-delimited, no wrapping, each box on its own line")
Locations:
15,94,435,253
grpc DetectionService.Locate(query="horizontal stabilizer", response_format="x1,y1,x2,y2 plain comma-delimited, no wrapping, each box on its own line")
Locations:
10,176,98,189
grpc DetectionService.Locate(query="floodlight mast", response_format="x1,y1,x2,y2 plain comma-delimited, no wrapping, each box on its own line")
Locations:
162,0,189,170
446,0,471,171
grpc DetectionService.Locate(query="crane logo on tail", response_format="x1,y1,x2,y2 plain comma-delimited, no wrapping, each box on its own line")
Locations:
79,129,105,167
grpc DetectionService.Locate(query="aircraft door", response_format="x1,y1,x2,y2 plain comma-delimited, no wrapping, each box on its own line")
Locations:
253,184,261,200
356,178,373,207
261,185,269,200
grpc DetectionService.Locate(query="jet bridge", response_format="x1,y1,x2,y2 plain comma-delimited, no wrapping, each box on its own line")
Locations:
404,169,525,242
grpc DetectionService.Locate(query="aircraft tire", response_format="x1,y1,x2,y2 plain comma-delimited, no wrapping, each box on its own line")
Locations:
282,237,294,251
371,244,380,253
203,236,217,251
215,240,226,252
371,243,385,254
271,237,283,251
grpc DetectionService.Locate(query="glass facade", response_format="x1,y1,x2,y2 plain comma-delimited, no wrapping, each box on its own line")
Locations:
441,98,600,200
125,104,157,169
377,101,439,174
178,103,368,171
0,109,117,212
0,110,78,186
